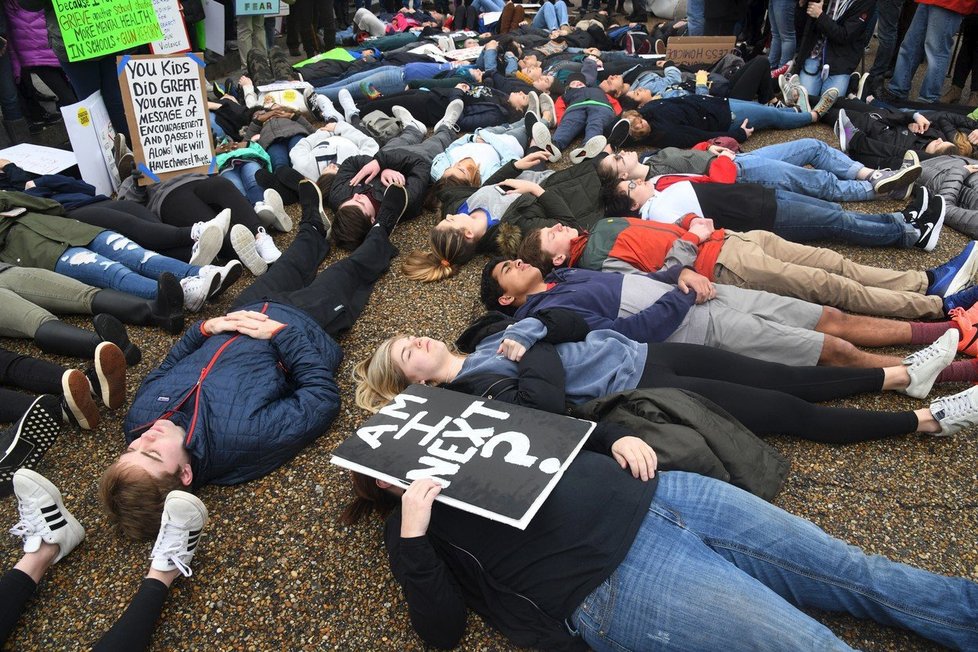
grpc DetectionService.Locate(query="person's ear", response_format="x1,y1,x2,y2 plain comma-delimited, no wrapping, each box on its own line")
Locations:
463,228,475,240
630,197,641,211
618,171,628,180
552,253,566,266
370,216,376,224
498,294,514,306
178,464,193,487
376,479,393,489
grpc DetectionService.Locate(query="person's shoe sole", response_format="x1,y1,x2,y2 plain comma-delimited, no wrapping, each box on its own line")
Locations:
531,121,552,149
189,222,224,266
874,164,922,195
207,261,243,302
92,313,140,366
230,225,268,276
569,135,607,163
298,180,331,236
262,189,293,232
61,369,99,430
93,342,127,409
837,109,850,151
941,243,978,298
607,118,630,150
538,93,556,127
1,399,62,493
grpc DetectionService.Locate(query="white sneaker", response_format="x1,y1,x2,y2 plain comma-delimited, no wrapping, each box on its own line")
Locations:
198,260,243,301
189,220,223,266
150,491,208,577
527,90,541,118
254,227,282,264
315,94,344,123
930,385,978,436
258,188,292,232
433,99,463,133
10,469,84,563
179,273,219,312
337,88,359,122
230,224,268,276
900,329,959,399
570,135,607,164
392,105,427,135
538,92,556,127
210,208,232,237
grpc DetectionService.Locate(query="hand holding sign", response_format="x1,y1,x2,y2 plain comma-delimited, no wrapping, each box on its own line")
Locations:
400,479,442,538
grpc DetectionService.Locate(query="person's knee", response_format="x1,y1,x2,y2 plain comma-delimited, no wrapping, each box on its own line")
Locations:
817,334,861,365
814,306,846,334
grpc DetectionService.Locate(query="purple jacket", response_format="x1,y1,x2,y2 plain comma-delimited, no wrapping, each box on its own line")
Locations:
4,3,59,80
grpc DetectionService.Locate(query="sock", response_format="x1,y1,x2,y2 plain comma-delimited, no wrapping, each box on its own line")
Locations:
909,320,955,345
935,359,978,384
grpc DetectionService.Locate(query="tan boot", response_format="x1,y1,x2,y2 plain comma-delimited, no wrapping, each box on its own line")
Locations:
967,92,978,109
941,85,963,104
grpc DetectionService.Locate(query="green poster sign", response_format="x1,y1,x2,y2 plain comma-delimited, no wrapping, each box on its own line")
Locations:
54,0,163,62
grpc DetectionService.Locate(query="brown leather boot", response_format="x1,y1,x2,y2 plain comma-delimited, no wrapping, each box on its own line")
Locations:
941,85,963,104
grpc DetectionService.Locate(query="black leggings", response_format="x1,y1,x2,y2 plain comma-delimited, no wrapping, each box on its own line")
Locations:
69,201,194,262
358,91,452,127
639,343,918,444
952,15,978,92
233,220,396,337
0,349,65,422
725,56,775,104
159,177,264,259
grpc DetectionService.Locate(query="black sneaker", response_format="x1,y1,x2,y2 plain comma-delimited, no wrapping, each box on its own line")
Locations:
92,313,140,366
154,273,186,335
912,194,946,253
0,396,62,495
900,186,929,224
380,184,409,235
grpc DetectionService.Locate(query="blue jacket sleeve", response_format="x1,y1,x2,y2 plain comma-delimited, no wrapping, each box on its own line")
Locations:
608,287,696,344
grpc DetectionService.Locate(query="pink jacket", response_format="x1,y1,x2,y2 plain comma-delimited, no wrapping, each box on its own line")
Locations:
4,3,59,80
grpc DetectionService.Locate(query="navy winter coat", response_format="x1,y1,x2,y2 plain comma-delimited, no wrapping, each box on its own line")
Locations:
124,301,342,486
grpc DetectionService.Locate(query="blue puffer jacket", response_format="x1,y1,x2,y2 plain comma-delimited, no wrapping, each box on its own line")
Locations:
124,301,342,486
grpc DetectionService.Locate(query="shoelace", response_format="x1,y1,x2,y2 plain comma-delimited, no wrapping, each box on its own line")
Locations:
9,503,47,541
150,522,194,577
936,391,978,422
904,340,946,366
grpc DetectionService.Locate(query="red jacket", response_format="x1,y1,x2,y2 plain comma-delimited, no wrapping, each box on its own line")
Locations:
917,0,977,15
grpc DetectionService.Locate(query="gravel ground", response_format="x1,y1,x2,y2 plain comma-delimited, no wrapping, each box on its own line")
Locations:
2,53,977,652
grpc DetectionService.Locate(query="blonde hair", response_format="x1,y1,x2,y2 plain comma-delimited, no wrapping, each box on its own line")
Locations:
353,335,411,413
401,225,479,282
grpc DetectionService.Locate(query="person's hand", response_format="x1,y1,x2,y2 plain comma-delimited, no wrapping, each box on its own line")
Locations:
473,135,486,143
739,118,754,138
674,19,686,29
914,114,931,132
350,159,382,186
24,180,35,190
239,75,253,87
498,178,544,195
515,150,550,169
227,310,286,339
250,134,261,141
969,128,978,145
908,121,926,134
806,0,823,18
400,478,442,538
965,163,978,173
318,122,337,132
485,39,498,49
380,169,406,187
708,144,735,159
497,338,527,361
677,268,716,303
687,217,716,242
455,82,471,92
0,158,10,167
611,436,657,481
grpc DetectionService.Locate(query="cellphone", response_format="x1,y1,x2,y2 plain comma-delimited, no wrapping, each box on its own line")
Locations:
494,185,508,194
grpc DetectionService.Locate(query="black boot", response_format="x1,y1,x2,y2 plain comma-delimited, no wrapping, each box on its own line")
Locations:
92,314,141,365
33,320,103,359
90,273,185,335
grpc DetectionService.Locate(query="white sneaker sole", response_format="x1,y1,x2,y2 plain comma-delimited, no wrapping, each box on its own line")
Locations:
263,189,293,233
230,225,268,276
189,223,223,266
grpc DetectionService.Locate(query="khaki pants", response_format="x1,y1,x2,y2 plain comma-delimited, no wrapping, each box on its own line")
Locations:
713,230,943,319
0,267,98,338
237,15,268,68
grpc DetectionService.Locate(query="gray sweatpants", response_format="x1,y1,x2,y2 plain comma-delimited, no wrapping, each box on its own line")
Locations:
0,267,98,338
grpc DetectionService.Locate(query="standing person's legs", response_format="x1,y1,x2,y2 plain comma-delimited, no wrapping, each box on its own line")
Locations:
60,57,129,141
951,15,978,94
918,6,965,102
238,16,258,67
767,0,796,67
869,0,907,82
888,4,930,99
686,0,704,34
770,188,913,247
31,67,78,106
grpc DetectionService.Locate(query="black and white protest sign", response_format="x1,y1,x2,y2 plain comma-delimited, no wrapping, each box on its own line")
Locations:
117,53,215,185
331,385,595,529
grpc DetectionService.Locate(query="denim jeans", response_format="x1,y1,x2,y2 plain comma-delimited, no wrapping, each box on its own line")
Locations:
266,134,305,170
314,66,406,102
889,4,966,102
767,0,796,68
55,232,200,299
472,0,504,11
531,0,568,30
727,99,812,130
572,471,978,652
553,104,615,149
686,0,704,35
736,139,874,202
772,189,913,247
0,50,23,121
209,113,227,140
221,161,265,204
797,58,851,97
868,0,906,80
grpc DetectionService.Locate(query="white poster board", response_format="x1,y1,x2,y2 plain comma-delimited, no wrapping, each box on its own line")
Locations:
0,144,78,176
150,0,192,54
60,91,121,195
202,0,225,56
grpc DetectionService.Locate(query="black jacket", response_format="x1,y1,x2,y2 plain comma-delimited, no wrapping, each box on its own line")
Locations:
792,0,874,76
327,149,432,226
634,95,749,149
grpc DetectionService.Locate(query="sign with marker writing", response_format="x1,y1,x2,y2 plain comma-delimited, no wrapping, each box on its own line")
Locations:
665,36,736,66
235,0,280,16
149,0,191,54
118,54,215,185
331,385,595,529
54,0,163,62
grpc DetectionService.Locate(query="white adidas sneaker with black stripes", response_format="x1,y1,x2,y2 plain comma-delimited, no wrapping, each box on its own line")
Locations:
10,468,85,563
151,491,208,577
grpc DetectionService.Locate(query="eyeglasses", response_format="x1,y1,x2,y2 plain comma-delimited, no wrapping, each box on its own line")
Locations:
626,180,637,199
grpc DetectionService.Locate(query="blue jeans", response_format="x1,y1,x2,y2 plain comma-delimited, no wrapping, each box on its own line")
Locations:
686,0,704,35
472,0,504,11
221,161,265,204
573,471,978,652
868,0,906,80
798,57,851,97
767,0,796,68
209,113,227,140
266,135,305,170
55,232,200,299
531,0,568,30
314,66,406,102
889,4,965,102
553,104,615,149
0,49,23,121
736,139,874,202
727,99,812,130
772,189,913,248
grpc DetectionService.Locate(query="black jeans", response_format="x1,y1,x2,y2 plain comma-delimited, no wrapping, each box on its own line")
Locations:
233,221,396,337
0,348,65,423
638,343,917,444
160,176,264,259
69,201,194,262
952,15,978,92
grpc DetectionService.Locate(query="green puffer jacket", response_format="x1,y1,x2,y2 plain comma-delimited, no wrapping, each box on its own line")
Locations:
0,191,103,269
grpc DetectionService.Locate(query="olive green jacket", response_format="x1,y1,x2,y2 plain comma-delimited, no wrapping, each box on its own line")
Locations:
0,191,103,270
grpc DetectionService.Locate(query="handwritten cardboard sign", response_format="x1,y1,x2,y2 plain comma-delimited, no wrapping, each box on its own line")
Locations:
235,0,280,16
331,385,595,529
54,0,163,62
149,0,191,54
665,36,736,66
117,54,215,185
